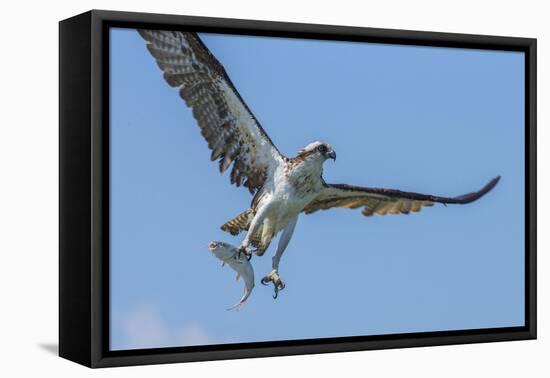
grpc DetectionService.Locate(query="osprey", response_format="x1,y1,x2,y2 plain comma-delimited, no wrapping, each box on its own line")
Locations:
139,30,500,298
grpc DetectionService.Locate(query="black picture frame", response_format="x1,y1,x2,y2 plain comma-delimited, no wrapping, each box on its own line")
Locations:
59,9,537,368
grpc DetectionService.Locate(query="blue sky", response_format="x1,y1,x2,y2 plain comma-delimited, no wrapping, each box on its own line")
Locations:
109,28,525,350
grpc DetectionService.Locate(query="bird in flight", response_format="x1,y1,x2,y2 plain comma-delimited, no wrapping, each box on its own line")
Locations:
139,29,500,299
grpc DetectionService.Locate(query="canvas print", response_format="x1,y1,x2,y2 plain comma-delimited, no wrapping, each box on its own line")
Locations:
109,27,525,350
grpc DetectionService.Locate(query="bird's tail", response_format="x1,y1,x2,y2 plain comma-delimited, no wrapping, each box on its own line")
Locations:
221,209,254,235
221,209,270,254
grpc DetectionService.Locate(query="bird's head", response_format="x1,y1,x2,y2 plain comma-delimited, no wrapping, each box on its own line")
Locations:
297,141,336,163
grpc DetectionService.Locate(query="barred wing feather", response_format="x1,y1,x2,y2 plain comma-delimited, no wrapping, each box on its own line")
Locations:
304,176,501,216
139,30,285,193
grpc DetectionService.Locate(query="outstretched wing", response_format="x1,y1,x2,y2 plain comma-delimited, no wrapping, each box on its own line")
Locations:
139,29,285,193
303,176,500,216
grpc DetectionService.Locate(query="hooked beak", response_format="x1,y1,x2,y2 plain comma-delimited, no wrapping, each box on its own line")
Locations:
326,150,336,161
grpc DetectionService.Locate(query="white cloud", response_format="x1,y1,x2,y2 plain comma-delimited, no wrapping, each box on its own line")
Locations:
177,322,213,345
120,304,214,349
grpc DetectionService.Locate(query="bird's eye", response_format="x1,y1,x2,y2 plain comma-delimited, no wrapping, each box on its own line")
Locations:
318,145,328,153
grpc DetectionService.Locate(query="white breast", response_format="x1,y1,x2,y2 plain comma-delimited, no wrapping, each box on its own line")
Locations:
260,164,322,231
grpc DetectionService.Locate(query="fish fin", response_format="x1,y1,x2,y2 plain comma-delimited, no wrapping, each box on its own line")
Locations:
235,273,240,281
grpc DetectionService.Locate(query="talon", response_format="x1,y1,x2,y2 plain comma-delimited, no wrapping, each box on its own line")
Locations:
261,270,285,299
237,246,252,260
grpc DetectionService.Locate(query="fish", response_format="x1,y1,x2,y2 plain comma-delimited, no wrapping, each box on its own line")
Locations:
208,241,255,310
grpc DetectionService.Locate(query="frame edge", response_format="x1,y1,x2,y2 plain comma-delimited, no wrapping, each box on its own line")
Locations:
59,11,93,368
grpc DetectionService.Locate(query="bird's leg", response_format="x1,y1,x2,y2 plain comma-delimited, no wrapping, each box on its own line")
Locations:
261,216,298,299
238,204,270,260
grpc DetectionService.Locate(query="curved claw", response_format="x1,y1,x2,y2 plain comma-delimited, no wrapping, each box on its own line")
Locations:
261,271,285,299
237,246,252,260
272,280,285,299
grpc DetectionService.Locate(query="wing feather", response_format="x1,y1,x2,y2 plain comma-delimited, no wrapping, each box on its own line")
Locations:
139,29,285,193
304,176,500,216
